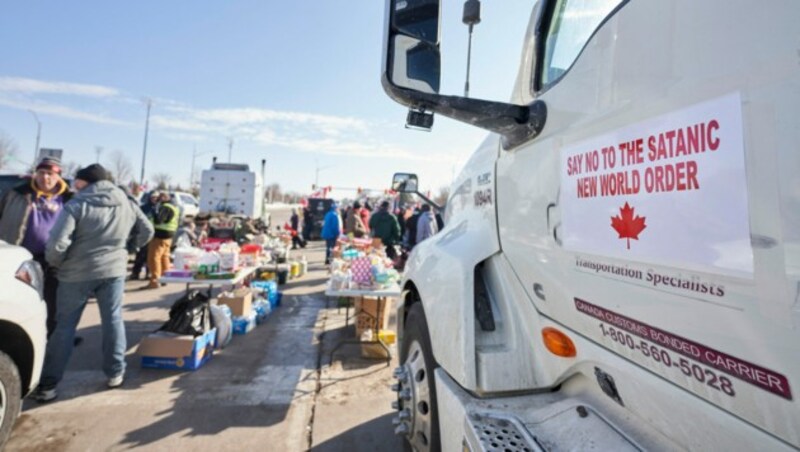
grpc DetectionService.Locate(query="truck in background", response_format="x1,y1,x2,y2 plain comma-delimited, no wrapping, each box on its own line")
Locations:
0,174,27,201
382,1,800,451
305,197,335,240
199,162,269,225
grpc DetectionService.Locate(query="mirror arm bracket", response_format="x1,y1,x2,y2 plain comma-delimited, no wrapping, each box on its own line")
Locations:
382,75,547,150
413,190,443,213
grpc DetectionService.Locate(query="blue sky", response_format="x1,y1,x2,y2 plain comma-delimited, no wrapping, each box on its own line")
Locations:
0,1,531,197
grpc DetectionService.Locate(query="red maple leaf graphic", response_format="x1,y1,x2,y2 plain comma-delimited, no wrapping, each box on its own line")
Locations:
610,202,647,249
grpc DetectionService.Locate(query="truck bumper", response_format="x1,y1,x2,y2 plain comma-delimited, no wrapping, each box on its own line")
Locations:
436,367,642,452
435,360,796,452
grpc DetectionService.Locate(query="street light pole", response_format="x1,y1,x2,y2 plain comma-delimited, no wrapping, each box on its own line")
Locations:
227,136,234,162
190,146,212,187
190,145,197,188
140,98,152,186
261,159,267,210
27,110,41,164
314,158,334,188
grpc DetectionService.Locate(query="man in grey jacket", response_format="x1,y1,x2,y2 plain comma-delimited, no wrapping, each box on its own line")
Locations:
32,164,154,402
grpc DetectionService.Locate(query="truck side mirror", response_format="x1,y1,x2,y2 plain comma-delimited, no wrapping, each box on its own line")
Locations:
392,173,419,193
381,0,547,149
384,0,441,94
391,172,444,213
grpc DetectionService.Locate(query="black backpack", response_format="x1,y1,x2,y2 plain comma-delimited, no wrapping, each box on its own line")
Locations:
158,290,211,336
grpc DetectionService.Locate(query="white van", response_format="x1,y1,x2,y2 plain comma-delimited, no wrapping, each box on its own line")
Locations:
169,191,200,218
0,242,47,448
382,1,800,450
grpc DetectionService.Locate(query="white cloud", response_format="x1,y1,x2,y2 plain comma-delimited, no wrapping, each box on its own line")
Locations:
150,115,210,132
0,76,452,164
164,132,210,142
0,96,130,126
0,76,119,98
162,105,369,132
254,132,454,163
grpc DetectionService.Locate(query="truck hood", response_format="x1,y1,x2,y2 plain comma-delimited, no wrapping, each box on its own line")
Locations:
0,240,32,276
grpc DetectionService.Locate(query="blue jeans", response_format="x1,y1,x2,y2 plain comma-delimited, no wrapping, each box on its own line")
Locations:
325,238,336,263
40,277,127,388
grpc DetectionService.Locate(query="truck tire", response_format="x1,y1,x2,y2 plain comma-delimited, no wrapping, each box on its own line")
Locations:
396,302,440,452
0,350,22,450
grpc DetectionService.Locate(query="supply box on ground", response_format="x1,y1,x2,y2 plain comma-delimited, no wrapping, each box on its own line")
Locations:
232,311,257,335
217,288,253,317
138,329,217,370
354,297,390,339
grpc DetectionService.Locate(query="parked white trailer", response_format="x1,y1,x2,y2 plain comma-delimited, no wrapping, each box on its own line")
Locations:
199,163,268,223
382,1,800,451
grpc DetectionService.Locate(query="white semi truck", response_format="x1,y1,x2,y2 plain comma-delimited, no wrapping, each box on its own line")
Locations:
199,162,269,225
382,1,800,450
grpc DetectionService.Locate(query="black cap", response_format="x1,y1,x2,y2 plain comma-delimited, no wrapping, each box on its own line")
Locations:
75,164,110,184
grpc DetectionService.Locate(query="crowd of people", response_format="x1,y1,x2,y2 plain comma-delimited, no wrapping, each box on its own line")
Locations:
0,157,220,402
318,199,443,265
0,157,443,402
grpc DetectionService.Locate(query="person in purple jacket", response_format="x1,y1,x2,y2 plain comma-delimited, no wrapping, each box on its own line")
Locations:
0,157,72,336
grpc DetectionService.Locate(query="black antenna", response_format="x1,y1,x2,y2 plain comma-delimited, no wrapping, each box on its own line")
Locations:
463,0,481,98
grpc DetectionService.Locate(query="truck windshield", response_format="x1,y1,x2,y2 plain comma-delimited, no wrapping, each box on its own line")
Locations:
541,0,623,87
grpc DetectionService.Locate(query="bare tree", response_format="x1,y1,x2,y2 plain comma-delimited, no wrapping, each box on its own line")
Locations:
152,172,172,190
63,161,81,179
284,191,303,204
107,150,133,184
266,183,282,203
0,131,19,171
129,181,143,198
434,186,450,207
191,165,202,191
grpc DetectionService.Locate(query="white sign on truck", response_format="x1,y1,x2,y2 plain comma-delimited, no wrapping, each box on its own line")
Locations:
560,92,752,277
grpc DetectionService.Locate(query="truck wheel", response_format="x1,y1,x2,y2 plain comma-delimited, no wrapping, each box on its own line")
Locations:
0,351,22,449
393,302,440,452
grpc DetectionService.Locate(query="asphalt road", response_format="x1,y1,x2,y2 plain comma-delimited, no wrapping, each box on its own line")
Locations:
6,206,404,451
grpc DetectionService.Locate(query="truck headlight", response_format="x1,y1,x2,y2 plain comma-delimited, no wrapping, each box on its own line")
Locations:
15,260,44,300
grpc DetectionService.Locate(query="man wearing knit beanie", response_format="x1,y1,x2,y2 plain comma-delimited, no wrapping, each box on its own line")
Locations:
36,156,62,174
74,163,111,187
0,156,72,337
33,163,154,402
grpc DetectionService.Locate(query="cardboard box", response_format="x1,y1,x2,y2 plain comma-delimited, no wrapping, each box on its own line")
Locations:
138,329,217,370
232,312,257,335
218,288,253,317
353,297,391,338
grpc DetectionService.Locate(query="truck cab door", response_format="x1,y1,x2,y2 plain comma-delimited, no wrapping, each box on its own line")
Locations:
496,0,799,447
